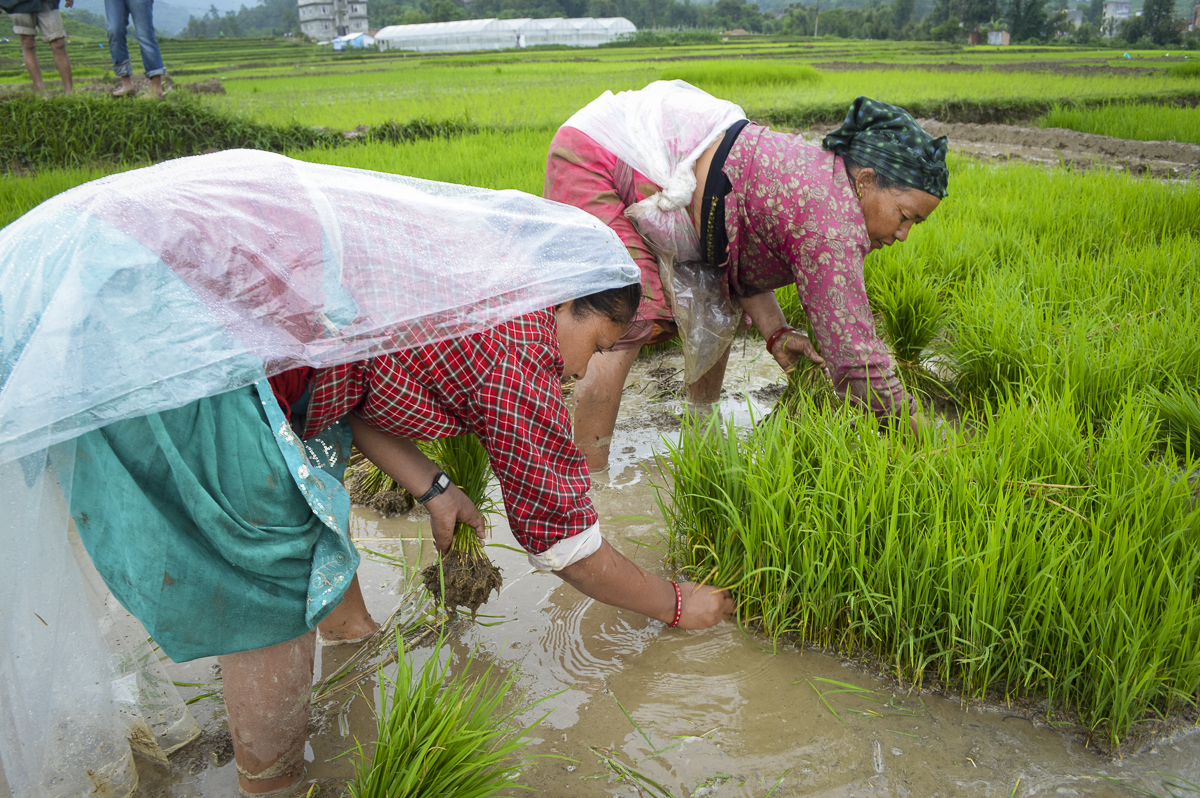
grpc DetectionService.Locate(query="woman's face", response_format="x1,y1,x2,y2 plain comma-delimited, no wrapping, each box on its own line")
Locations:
855,168,941,251
555,301,628,380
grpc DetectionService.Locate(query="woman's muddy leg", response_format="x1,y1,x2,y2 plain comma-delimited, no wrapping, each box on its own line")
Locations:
316,573,379,643
221,630,315,795
572,347,640,473
687,345,731,407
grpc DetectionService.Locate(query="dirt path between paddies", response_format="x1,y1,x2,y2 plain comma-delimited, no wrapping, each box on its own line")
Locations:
803,120,1200,181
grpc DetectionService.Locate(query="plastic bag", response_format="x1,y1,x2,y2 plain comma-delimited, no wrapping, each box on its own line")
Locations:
0,150,639,796
564,80,748,383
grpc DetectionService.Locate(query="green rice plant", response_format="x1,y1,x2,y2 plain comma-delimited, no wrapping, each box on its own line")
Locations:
1147,379,1200,462
660,62,822,90
420,434,503,616
1037,101,1200,145
866,257,952,402
347,632,542,798
659,383,1200,750
1167,60,1200,79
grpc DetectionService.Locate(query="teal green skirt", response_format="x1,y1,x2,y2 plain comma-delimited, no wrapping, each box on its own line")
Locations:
69,379,358,662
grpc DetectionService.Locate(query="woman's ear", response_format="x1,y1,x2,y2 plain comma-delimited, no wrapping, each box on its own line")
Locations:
854,167,878,198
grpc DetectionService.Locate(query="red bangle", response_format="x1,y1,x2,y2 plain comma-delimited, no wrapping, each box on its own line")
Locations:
766,325,795,356
667,580,683,628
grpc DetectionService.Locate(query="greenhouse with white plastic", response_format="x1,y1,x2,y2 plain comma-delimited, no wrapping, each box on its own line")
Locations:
374,17,637,52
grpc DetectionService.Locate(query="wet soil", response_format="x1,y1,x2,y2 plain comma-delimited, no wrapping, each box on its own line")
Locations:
803,119,1200,181
421,546,503,616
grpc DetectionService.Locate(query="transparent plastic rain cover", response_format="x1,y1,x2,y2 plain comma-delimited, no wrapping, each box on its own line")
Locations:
0,150,636,797
0,149,639,463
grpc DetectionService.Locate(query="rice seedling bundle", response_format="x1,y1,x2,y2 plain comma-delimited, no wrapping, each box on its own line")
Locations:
345,450,415,517
348,632,539,798
660,389,1200,748
420,434,503,617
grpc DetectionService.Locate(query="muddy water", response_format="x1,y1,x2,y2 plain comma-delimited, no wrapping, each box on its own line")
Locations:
6,346,1199,798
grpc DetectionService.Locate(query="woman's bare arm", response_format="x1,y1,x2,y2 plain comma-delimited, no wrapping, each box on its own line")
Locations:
557,539,735,630
740,290,825,371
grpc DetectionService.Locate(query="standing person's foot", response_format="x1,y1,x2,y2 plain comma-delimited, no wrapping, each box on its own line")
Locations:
150,75,163,99
112,78,135,97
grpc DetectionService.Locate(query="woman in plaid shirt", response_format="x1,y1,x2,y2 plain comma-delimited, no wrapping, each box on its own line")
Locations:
261,290,738,794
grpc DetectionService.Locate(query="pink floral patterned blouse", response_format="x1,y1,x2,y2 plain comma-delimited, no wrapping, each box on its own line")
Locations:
545,123,908,419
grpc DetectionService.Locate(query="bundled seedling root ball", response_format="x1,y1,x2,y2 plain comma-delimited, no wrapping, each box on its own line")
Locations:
421,543,503,617
345,455,415,517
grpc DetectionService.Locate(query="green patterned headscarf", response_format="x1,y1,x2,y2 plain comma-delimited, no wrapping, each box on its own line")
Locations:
822,97,949,199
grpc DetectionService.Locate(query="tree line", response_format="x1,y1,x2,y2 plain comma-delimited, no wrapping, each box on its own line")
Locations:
177,0,1197,47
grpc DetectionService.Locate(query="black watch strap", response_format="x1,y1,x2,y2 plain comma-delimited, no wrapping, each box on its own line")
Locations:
416,471,450,504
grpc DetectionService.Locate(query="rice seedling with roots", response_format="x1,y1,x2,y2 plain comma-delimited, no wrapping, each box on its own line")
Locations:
345,450,416,517
420,433,504,617
347,632,543,798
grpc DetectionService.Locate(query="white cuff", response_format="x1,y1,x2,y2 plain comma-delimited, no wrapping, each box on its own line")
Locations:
527,522,602,572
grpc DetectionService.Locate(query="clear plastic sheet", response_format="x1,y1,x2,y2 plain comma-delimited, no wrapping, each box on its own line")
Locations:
0,150,639,796
0,445,139,798
564,80,748,384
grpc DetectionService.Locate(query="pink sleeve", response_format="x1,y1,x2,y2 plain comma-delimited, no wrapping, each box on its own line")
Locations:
787,234,910,420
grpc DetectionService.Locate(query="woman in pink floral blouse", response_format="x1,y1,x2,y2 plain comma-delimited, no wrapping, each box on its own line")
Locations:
545,90,949,471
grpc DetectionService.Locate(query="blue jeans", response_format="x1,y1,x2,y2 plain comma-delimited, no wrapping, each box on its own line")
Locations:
105,0,164,78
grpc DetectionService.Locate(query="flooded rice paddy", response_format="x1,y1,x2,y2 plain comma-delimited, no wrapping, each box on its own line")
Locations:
3,344,1198,798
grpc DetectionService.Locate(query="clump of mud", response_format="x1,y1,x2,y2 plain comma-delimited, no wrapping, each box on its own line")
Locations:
421,550,503,617
344,468,414,517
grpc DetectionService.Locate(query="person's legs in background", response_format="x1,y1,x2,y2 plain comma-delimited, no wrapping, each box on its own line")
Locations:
47,35,72,94
17,32,44,94
104,0,137,96
572,347,641,474
126,0,165,97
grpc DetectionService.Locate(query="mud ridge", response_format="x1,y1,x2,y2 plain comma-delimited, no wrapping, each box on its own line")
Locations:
802,119,1200,180
813,59,1168,76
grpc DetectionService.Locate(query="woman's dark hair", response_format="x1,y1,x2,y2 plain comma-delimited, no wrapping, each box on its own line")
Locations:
572,282,642,325
843,156,905,193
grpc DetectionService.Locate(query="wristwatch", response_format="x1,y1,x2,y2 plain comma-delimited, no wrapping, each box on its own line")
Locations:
416,471,451,504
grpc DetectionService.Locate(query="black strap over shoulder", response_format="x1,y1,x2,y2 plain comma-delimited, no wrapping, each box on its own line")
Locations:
699,118,750,269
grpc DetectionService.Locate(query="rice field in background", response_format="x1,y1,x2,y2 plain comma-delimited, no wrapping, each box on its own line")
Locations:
1038,102,1200,145
208,59,1199,131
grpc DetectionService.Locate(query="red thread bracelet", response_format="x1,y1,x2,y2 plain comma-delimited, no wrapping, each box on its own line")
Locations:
667,580,683,628
766,325,795,357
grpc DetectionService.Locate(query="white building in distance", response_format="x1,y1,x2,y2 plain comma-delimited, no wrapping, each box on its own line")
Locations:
300,0,368,40
375,17,636,52
1101,0,1130,35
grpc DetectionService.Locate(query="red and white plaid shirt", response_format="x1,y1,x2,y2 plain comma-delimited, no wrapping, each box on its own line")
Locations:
303,309,596,554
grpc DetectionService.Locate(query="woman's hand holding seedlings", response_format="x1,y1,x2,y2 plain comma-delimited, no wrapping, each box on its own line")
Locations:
425,488,487,555
770,330,825,374
676,581,737,630
349,414,487,555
